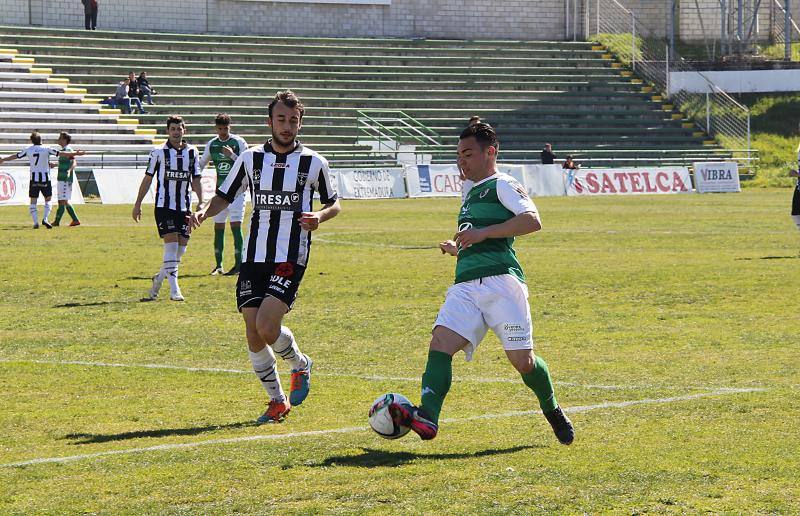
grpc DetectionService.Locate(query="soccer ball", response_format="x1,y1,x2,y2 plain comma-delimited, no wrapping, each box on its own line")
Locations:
368,393,412,439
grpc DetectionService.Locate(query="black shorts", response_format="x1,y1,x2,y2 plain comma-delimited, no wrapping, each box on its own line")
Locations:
29,181,52,199
236,261,306,312
154,207,190,238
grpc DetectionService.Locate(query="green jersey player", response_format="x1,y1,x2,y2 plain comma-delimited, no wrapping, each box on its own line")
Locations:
53,131,81,226
390,123,574,445
199,114,249,276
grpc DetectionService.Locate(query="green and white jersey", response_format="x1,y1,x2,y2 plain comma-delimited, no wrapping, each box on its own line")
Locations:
455,172,538,284
199,134,248,187
57,145,75,182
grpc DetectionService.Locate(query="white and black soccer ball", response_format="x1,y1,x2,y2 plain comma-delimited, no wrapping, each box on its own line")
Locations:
368,393,412,439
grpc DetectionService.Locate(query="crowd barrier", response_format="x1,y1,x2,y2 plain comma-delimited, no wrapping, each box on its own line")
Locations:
0,162,740,206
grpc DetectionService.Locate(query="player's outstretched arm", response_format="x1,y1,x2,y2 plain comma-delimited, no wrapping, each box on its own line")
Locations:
189,194,230,229
299,198,341,232
455,212,541,249
58,149,86,159
0,154,19,163
132,175,153,222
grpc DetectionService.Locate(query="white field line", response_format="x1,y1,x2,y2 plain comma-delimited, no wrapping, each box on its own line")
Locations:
0,358,682,391
0,387,763,469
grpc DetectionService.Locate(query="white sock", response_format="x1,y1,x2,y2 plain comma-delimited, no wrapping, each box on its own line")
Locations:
29,203,38,224
792,215,800,231
249,346,285,402
162,242,180,292
43,201,52,222
271,326,307,371
177,244,187,259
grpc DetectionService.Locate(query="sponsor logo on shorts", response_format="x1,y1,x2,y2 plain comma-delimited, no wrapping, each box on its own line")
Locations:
0,172,17,201
269,275,292,289
275,262,294,277
239,280,252,296
504,323,525,333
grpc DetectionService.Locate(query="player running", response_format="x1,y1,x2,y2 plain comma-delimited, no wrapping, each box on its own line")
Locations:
133,115,203,302
0,131,85,229
190,91,341,424
53,132,82,227
198,114,249,276
390,123,575,445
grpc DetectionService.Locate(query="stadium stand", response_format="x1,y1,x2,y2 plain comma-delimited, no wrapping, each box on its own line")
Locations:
0,24,739,168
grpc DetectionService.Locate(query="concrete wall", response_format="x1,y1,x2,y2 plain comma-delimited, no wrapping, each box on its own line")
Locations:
0,0,570,40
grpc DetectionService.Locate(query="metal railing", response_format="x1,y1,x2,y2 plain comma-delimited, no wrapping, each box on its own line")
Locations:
771,0,800,55
587,0,753,166
356,109,444,153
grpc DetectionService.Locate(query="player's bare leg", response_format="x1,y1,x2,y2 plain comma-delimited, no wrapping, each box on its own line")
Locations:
256,296,313,406
244,306,290,423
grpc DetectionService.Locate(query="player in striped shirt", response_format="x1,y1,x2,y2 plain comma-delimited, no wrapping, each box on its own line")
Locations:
198,114,249,276
132,115,203,301
0,131,85,229
53,131,81,227
190,91,341,424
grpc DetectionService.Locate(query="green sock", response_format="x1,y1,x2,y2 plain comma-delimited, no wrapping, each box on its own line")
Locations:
419,350,452,424
66,205,78,221
54,205,65,224
521,355,559,413
214,228,225,268
231,226,244,267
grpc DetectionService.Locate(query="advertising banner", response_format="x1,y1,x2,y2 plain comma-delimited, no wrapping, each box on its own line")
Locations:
0,167,85,205
564,167,693,196
692,162,740,193
336,167,406,199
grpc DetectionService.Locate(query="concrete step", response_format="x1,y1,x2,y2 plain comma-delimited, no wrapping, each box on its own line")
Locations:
0,122,139,133
0,25,597,49
0,131,153,143
0,35,605,58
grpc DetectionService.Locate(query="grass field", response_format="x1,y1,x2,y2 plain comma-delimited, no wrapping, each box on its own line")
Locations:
1,190,799,513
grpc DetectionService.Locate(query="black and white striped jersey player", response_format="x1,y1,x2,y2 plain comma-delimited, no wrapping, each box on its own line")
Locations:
190,91,341,424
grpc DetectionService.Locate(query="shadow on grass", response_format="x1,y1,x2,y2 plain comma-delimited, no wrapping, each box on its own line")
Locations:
63,421,257,444
126,274,213,280
735,255,800,261
54,300,142,308
305,444,541,469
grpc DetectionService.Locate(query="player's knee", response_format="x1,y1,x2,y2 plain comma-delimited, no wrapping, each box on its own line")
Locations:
257,322,280,346
507,351,535,374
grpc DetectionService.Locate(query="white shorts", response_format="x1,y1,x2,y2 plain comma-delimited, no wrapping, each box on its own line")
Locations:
433,274,533,361
57,181,72,201
213,191,245,224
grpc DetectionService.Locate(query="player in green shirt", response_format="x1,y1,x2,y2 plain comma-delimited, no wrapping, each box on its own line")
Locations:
53,132,81,226
199,114,249,275
390,123,574,445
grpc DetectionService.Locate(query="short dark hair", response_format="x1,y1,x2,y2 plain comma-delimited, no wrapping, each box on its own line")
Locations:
469,115,481,124
214,113,231,126
166,115,185,130
58,131,72,144
30,131,42,145
459,122,499,150
268,90,305,120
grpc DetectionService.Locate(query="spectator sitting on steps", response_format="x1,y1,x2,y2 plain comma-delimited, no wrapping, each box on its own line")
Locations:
138,71,157,105
114,77,146,115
